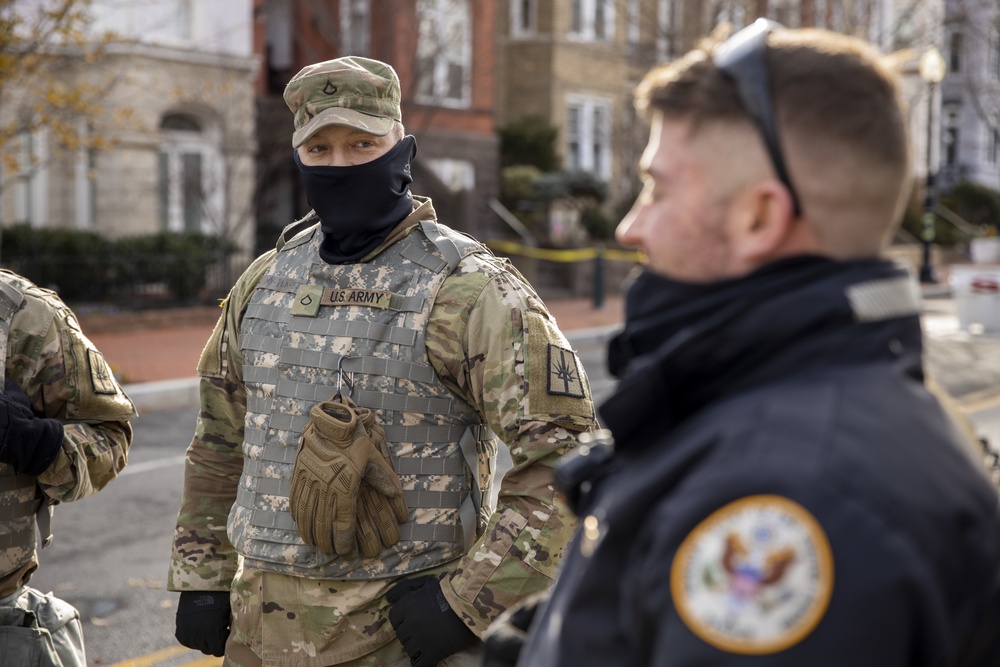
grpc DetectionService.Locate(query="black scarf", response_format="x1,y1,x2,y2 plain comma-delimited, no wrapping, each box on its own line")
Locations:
601,257,924,446
294,135,417,264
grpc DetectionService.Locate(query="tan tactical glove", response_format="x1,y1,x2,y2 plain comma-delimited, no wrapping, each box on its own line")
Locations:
290,395,407,556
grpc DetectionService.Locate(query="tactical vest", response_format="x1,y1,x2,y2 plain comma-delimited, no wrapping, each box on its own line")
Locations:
228,220,499,579
0,277,48,577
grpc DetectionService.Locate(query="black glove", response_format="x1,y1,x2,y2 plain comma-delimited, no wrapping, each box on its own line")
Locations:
482,591,548,667
0,379,63,476
387,575,476,666
175,591,231,657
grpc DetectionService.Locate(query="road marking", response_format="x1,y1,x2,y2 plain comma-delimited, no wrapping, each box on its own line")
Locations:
181,657,224,666
119,455,186,476
962,391,1000,415
106,646,223,667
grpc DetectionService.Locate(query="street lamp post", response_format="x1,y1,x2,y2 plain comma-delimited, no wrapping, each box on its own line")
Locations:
919,45,947,284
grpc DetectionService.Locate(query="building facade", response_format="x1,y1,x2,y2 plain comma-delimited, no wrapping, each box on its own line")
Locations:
0,0,258,264
939,0,1000,194
495,0,937,238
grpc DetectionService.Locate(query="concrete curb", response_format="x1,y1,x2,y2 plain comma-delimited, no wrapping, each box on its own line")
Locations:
124,377,200,413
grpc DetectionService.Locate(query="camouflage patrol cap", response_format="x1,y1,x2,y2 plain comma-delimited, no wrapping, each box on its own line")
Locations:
284,56,401,148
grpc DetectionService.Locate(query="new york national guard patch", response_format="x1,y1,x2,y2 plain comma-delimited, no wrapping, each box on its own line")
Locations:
670,495,833,655
547,343,585,398
88,348,118,395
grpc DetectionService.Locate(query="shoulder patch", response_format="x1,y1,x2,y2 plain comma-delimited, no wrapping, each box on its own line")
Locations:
87,349,118,395
670,495,833,655
547,343,585,398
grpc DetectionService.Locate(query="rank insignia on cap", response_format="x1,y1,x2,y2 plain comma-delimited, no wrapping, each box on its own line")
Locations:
547,343,585,398
670,495,833,655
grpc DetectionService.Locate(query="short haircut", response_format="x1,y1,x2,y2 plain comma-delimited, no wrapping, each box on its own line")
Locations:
635,27,911,234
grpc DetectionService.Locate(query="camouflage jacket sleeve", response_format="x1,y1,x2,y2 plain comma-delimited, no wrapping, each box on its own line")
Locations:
167,251,276,592
5,275,136,503
426,253,597,635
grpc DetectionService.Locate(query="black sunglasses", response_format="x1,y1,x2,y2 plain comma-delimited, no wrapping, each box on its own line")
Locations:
713,18,802,217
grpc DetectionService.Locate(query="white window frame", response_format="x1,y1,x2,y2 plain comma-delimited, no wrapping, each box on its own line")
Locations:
717,0,747,30
569,0,615,42
416,0,472,108
159,116,223,234
510,0,537,37
74,121,95,230
12,129,49,227
627,0,640,45
813,0,827,28
341,0,370,55
657,0,680,60
565,94,613,181
985,116,999,166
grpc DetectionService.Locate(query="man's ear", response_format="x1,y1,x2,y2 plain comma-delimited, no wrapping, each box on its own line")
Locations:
728,180,798,268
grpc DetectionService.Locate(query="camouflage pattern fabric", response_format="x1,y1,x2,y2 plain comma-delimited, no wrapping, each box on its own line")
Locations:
284,56,401,147
0,270,135,598
169,198,597,665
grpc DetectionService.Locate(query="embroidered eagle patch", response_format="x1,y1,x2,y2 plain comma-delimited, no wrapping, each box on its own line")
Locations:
670,495,833,655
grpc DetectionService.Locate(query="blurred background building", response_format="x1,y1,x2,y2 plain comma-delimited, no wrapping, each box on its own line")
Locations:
6,0,994,304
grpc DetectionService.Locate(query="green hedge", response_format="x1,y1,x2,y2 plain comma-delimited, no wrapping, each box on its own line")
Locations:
1,225,234,305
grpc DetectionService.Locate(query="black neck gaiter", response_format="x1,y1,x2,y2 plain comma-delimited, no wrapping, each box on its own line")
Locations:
293,135,417,264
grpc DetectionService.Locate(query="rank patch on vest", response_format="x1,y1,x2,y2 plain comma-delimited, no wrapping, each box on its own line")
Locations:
547,343,585,398
87,349,118,395
670,495,833,655
291,284,324,317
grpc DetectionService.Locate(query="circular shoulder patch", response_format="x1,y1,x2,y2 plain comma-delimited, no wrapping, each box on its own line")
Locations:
670,495,833,655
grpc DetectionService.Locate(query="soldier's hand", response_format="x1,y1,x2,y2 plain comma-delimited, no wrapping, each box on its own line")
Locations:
174,591,231,657
0,379,64,476
290,395,405,556
387,575,476,667
482,591,549,667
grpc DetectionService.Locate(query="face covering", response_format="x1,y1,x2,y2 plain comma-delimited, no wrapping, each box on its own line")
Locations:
293,134,417,264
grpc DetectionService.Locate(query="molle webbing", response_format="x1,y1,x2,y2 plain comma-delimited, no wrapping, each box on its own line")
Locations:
230,223,497,579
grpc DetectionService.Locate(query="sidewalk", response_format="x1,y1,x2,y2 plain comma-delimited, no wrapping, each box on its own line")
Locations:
83,295,627,412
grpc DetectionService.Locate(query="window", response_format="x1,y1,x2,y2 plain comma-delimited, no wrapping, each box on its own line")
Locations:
11,129,48,227
158,113,221,233
943,109,960,168
627,0,640,45
948,31,962,73
428,158,475,192
510,0,536,37
566,95,612,180
716,0,746,30
569,0,615,42
417,0,471,107
989,128,999,166
74,121,96,229
993,27,1000,80
657,0,679,60
341,0,370,54
813,0,828,28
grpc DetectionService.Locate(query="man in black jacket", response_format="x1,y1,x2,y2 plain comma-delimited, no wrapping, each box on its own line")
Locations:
483,21,1000,667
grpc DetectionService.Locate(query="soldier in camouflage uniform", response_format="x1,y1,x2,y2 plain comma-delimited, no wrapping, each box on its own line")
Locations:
168,56,596,667
0,269,136,665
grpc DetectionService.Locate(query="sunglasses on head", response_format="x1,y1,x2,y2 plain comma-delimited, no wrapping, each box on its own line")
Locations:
713,18,802,218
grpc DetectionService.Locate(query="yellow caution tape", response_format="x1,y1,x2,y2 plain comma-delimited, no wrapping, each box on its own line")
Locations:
486,240,643,264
